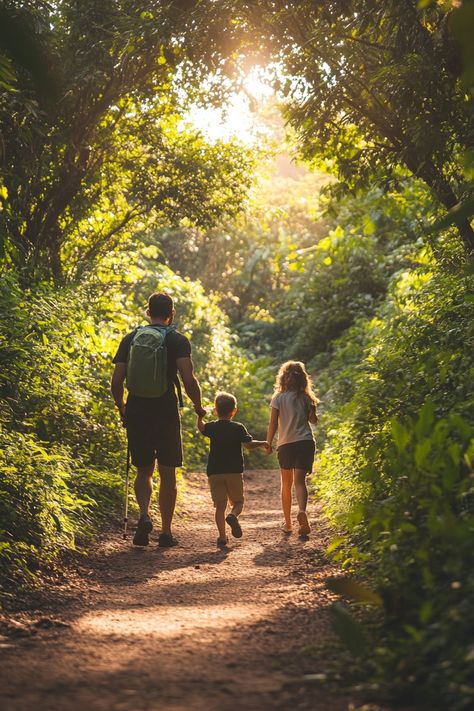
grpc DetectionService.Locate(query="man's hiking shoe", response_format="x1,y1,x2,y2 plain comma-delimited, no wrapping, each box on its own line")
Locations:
217,536,229,548
225,513,242,538
133,515,153,546
297,511,311,536
158,533,178,548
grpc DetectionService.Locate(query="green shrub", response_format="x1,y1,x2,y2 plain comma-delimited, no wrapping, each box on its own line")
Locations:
0,428,99,590
316,262,474,708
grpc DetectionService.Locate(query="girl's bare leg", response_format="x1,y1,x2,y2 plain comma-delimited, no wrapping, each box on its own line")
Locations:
294,469,311,535
280,468,294,529
294,469,308,512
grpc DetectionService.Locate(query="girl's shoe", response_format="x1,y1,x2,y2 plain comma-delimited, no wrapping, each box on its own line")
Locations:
297,511,311,536
225,513,243,538
280,522,293,534
217,536,229,547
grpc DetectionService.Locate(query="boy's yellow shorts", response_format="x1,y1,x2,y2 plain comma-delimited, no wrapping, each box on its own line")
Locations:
208,473,244,506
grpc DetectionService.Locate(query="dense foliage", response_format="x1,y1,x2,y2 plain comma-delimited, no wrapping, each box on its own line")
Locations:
315,259,474,708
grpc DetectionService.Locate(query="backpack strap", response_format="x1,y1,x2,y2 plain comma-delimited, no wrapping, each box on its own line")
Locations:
148,324,184,408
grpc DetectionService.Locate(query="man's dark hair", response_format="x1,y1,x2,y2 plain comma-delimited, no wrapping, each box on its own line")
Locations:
215,391,237,417
148,292,173,319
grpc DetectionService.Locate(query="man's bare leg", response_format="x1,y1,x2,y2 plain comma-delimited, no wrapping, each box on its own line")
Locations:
133,463,155,545
134,464,155,516
157,463,177,535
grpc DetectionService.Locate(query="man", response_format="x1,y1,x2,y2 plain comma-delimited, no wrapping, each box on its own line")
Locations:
111,292,205,547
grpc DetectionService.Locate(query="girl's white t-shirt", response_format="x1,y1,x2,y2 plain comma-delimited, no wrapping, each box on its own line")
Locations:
270,391,314,447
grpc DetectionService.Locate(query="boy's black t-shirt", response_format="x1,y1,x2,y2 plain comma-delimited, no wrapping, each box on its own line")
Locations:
202,420,253,475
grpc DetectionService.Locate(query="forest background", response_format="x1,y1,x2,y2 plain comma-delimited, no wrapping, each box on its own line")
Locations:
1,1,474,709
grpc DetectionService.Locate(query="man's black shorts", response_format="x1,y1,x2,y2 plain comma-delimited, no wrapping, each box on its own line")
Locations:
125,395,182,468
277,439,315,472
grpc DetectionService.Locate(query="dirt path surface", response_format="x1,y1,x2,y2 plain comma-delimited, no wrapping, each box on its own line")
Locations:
0,470,391,711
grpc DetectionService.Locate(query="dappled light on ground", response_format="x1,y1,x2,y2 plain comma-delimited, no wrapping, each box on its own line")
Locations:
79,602,270,638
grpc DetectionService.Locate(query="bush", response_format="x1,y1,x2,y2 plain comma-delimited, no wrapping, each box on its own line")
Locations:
315,261,474,708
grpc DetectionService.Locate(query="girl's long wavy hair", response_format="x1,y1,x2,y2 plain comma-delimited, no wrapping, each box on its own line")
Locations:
274,360,319,404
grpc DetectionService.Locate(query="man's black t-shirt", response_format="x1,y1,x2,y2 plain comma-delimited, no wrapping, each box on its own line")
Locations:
113,326,191,416
202,420,253,475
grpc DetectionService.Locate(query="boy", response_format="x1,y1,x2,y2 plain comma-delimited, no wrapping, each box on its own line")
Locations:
197,391,269,546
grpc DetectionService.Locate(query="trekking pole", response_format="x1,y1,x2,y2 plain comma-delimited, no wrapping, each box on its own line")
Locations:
123,445,131,539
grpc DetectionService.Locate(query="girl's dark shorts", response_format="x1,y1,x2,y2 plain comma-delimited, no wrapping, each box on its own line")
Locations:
277,439,315,472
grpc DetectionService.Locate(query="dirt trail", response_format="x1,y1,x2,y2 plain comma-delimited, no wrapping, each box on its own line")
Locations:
0,470,388,711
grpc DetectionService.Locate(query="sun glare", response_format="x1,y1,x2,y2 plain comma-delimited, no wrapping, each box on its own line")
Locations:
187,66,275,145
242,66,274,100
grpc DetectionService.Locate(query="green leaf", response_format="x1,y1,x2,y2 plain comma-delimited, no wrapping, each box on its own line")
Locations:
326,576,383,606
415,439,431,468
404,624,423,643
330,602,368,657
391,419,410,452
415,400,434,439
419,600,433,624
362,215,375,235
326,536,347,554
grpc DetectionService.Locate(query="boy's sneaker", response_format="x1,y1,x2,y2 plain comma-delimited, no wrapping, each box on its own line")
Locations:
225,513,242,538
297,511,311,536
217,536,229,548
133,515,153,546
158,533,178,548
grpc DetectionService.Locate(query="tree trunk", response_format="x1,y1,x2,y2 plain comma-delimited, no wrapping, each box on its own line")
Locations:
49,227,63,285
455,219,474,254
404,155,474,254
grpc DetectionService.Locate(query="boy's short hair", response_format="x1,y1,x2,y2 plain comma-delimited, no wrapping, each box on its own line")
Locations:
148,292,173,318
215,391,237,417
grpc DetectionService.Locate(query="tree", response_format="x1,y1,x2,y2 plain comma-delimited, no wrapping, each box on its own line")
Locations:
0,0,253,282
216,0,474,252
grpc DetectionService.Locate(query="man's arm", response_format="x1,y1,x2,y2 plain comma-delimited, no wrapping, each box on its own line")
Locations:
111,362,127,421
177,357,205,417
197,415,206,433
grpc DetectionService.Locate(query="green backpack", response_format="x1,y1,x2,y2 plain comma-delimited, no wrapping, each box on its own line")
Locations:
126,325,175,398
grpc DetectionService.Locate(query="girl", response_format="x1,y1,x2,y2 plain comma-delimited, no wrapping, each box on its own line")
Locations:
266,360,318,536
